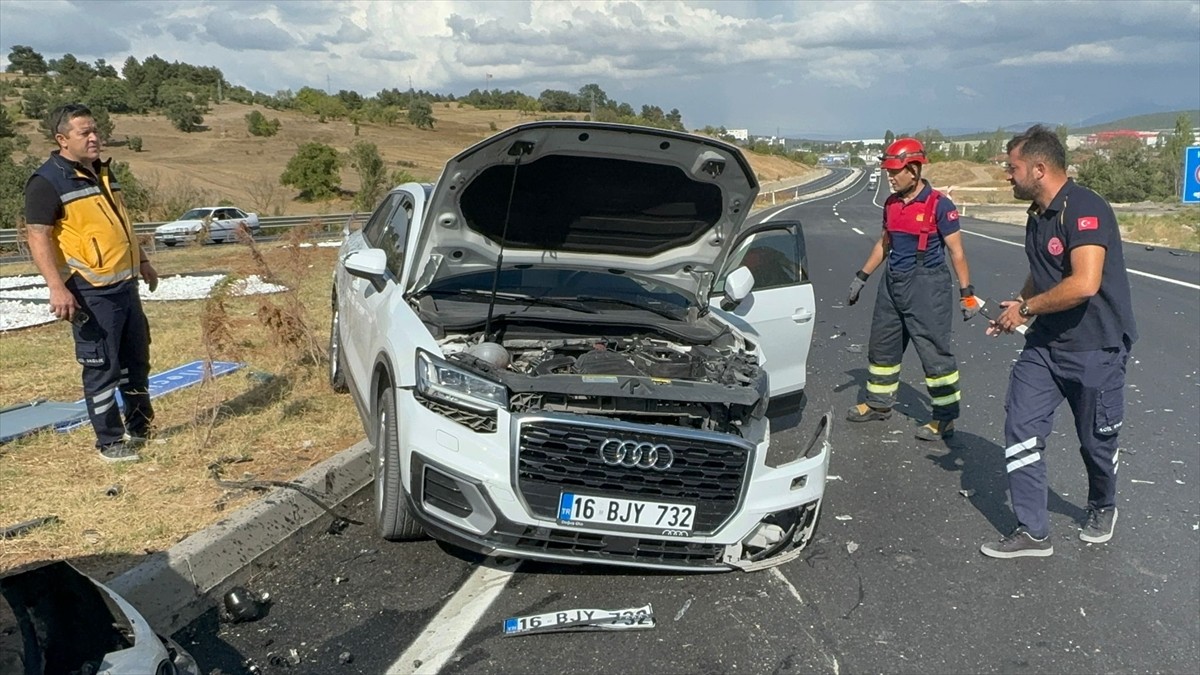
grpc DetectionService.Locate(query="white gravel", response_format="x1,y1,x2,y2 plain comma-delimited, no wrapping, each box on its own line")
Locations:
0,274,289,332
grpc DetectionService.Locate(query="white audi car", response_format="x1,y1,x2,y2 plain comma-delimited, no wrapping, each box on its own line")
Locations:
329,121,829,571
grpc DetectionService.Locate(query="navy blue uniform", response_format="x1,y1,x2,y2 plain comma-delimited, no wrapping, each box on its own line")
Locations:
864,182,964,420
1004,179,1137,538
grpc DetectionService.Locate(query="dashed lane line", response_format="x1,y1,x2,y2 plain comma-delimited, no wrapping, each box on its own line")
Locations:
388,558,522,674
851,227,864,235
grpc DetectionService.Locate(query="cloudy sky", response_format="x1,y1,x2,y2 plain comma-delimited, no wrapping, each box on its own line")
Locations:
1,0,1197,139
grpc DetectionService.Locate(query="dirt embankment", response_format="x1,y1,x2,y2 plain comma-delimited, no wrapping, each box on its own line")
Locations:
5,101,813,218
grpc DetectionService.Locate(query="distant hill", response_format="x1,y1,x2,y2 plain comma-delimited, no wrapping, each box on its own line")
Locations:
945,110,1199,141
1072,110,1199,134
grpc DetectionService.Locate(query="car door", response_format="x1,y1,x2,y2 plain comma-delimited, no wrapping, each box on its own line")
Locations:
207,209,227,240
708,220,814,397
341,192,406,394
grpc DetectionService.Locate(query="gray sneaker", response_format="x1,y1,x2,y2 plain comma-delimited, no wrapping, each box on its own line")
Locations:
1080,507,1118,543
99,441,141,463
980,527,1053,559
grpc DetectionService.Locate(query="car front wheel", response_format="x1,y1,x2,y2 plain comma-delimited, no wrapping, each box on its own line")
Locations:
374,387,423,541
328,302,348,393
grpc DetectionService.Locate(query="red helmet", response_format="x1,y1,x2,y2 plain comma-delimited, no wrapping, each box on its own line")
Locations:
880,138,928,170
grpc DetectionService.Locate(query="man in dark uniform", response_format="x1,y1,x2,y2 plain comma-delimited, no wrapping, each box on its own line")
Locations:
846,138,979,441
24,103,159,462
982,125,1137,558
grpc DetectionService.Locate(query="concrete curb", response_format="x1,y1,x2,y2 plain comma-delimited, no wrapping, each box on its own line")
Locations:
109,440,373,634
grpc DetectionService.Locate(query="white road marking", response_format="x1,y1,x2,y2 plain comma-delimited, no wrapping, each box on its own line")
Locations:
838,217,846,223
851,227,864,235
770,567,805,604
389,558,521,674
960,230,1200,290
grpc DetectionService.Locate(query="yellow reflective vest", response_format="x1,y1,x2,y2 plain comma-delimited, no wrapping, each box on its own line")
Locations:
31,152,140,287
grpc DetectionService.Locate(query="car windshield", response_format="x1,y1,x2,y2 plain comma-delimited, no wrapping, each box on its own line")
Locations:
179,209,213,220
422,268,692,320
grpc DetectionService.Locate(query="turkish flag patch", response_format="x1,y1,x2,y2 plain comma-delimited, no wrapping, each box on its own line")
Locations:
1077,216,1099,231
947,210,960,221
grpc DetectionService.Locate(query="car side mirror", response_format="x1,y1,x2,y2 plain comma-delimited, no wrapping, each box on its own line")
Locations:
721,266,755,310
344,248,388,292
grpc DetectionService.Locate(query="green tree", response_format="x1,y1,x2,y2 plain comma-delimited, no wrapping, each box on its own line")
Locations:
280,142,341,201
109,161,150,219
1161,113,1197,200
48,53,96,91
578,83,609,113
1055,124,1069,147
245,109,281,137
0,106,14,138
538,89,579,112
884,130,895,146
6,45,48,75
90,107,115,143
94,58,118,79
166,100,204,132
85,77,131,113
349,141,387,210
407,100,436,129
1078,137,1162,203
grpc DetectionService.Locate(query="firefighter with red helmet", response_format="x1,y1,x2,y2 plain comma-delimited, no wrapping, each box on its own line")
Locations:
845,138,980,440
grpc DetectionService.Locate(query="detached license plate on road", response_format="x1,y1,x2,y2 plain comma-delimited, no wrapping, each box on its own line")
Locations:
558,492,695,534
503,604,655,637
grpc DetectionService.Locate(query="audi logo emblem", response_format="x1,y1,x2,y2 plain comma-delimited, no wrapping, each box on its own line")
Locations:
599,438,674,470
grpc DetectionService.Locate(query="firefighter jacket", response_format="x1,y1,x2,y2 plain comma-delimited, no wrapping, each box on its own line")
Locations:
30,151,141,287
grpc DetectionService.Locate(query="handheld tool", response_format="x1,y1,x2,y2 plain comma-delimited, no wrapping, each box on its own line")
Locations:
979,297,1028,335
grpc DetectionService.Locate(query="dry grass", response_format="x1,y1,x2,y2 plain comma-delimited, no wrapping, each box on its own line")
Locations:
3,99,814,220
0,235,362,579
1117,208,1200,251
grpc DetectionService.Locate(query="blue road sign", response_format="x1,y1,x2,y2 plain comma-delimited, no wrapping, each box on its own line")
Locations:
1183,146,1200,204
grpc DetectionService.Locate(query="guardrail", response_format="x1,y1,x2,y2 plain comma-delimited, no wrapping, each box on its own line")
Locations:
0,213,363,248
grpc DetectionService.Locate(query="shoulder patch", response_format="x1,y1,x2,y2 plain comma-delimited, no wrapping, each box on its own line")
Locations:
947,210,959,221
1077,216,1099,231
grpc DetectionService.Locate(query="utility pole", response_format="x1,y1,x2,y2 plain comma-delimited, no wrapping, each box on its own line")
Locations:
326,73,331,93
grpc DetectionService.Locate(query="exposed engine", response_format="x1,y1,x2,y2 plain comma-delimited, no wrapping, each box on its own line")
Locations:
440,333,768,433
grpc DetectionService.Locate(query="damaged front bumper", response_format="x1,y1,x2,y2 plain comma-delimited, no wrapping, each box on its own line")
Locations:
401,404,833,572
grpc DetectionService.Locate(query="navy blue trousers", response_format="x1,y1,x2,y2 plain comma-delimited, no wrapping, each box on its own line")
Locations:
70,279,154,448
1003,341,1129,538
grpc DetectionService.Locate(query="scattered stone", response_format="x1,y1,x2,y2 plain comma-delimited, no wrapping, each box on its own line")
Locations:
958,489,976,498
339,651,354,664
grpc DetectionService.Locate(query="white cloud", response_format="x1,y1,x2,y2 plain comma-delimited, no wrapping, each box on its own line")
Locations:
0,0,1196,136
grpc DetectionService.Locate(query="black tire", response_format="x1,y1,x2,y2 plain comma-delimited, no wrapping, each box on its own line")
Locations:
328,302,348,393
163,241,176,247
374,387,423,541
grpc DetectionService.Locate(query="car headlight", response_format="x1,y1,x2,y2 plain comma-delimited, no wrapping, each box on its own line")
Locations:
416,350,507,412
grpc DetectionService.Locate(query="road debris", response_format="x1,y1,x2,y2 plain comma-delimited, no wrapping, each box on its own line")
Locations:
674,598,693,621
846,344,863,353
223,586,271,623
846,541,859,554
1,514,59,539
503,605,655,636
834,515,853,521
339,651,354,664
104,483,123,498
1130,479,1156,484
958,489,976,498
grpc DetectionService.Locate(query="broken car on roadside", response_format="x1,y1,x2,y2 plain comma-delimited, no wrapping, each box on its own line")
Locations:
329,121,830,571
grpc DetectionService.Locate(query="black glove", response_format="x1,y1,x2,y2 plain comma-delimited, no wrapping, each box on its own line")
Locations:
847,270,869,306
960,284,980,321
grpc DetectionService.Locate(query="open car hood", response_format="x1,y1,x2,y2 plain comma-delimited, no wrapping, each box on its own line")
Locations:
408,121,759,303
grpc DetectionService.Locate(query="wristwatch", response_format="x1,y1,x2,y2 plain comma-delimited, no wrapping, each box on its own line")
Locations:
1019,302,1032,318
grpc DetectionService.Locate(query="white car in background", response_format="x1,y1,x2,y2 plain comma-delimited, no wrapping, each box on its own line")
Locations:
153,206,261,246
329,121,828,572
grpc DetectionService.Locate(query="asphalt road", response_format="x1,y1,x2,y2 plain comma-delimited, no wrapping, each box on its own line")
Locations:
176,173,1200,674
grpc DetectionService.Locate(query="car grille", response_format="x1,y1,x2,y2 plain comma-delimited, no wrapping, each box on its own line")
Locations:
515,419,750,534
493,525,725,567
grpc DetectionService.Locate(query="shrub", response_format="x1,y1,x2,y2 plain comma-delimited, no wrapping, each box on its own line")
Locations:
245,109,281,137
280,142,341,201
128,135,143,152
